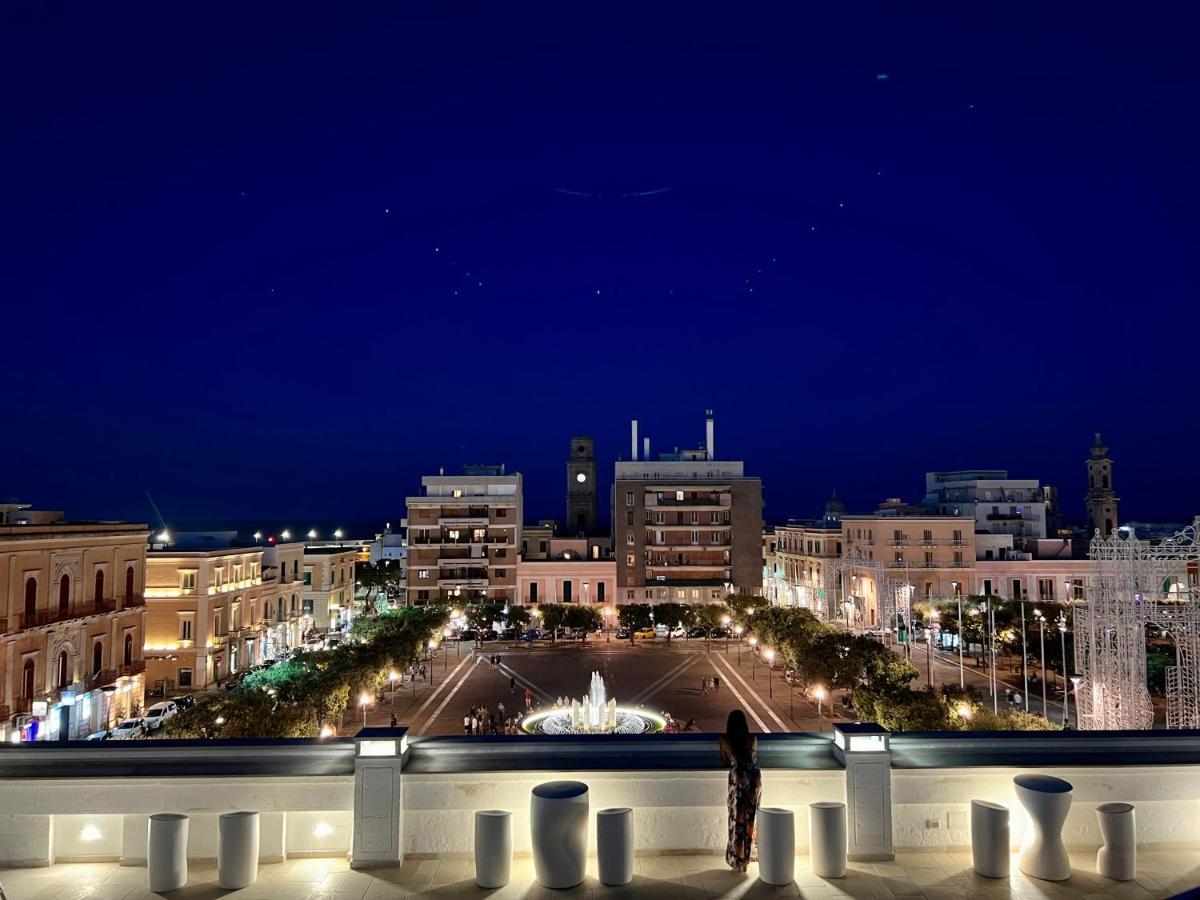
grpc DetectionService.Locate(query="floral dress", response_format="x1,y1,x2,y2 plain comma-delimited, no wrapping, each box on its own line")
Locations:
725,746,762,869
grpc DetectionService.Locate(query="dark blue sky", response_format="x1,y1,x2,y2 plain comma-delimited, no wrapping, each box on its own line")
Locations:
3,4,1197,529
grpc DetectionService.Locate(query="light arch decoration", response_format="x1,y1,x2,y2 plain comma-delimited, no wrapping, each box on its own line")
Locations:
1076,525,1200,730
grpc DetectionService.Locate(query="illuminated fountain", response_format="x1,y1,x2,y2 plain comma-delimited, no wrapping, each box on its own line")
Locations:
521,671,666,735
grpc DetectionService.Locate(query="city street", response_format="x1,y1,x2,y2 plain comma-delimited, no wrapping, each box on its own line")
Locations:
353,636,839,736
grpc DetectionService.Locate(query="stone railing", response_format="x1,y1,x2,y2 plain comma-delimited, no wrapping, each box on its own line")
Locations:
2,728,1200,867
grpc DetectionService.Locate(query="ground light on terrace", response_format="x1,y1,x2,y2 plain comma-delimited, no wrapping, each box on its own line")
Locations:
520,672,667,735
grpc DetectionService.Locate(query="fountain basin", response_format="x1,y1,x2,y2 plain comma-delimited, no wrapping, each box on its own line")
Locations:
521,707,667,735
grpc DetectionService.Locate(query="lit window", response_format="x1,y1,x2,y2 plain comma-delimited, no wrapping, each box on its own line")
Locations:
676,490,684,501
180,571,196,591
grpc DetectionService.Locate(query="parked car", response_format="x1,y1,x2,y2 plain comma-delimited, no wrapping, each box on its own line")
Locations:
520,629,542,642
863,627,891,640
499,627,518,640
708,627,730,639
175,695,197,710
458,629,478,642
110,718,145,740
85,730,109,741
668,626,686,639
687,626,709,639
634,627,656,640
616,627,632,640
142,701,179,732
479,630,498,641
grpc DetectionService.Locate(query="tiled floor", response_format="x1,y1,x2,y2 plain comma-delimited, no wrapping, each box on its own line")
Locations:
1,850,1197,899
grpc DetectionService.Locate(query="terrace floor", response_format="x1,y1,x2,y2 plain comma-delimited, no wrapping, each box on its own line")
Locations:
2,849,1198,899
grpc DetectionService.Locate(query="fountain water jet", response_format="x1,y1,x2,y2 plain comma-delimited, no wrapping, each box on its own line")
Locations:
521,672,665,735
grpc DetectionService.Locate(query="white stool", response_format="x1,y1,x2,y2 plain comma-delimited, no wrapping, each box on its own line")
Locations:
217,811,260,890
147,813,189,893
1096,802,1136,881
530,780,589,889
970,800,1010,878
596,807,633,886
757,807,795,885
1014,774,1072,881
809,801,847,879
474,810,512,888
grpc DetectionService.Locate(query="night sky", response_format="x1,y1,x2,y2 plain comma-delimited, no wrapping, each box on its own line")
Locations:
3,5,1197,530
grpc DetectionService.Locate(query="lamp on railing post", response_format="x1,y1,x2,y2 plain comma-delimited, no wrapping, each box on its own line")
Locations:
764,648,774,699
734,625,744,664
748,637,758,680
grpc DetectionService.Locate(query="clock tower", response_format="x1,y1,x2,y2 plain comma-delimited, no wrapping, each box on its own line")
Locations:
566,436,597,536
1085,432,1120,537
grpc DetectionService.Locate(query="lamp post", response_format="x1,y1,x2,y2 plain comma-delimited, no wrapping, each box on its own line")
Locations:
764,648,774,699
927,610,939,689
1033,608,1047,717
1069,675,1082,729
952,582,964,687
1020,598,1030,711
748,637,758,680
359,692,371,728
721,615,732,654
1056,611,1069,727
734,625,744,664
388,670,399,715
428,640,438,687
814,685,826,731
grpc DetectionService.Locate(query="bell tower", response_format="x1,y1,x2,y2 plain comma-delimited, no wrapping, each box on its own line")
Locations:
566,436,597,536
1085,433,1120,537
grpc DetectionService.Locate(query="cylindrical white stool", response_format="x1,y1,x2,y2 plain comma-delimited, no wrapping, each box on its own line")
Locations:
757,807,795,885
147,813,189,893
1014,774,1072,881
596,807,634,886
218,811,260,890
475,810,513,888
1096,802,1136,881
530,780,589,889
970,800,1010,878
809,802,847,879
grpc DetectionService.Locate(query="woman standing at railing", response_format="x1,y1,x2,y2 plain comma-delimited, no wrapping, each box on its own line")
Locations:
720,709,761,873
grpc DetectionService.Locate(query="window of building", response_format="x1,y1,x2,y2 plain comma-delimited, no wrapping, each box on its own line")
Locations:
598,582,605,602
179,616,193,641
924,552,933,566
923,529,933,542
418,569,429,579
711,532,721,543
125,566,136,602
473,528,486,541
303,568,313,586
626,533,635,545
954,552,964,566
691,512,699,524
626,553,635,567
626,492,635,507
178,667,193,688
180,571,196,592
495,569,506,579
452,489,463,498
495,509,508,519
675,490,684,501
418,590,429,601
691,530,699,544
627,589,635,600
496,548,506,558
213,611,222,636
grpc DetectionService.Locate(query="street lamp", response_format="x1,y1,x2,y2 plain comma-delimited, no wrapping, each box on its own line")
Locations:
389,670,399,715
1032,608,1047,716
334,528,344,541
951,582,963,687
359,692,371,728
926,610,939,689
813,685,827,730
281,530,292,541
307,529,318,541
763,648,775,698
748,636,758,680
721,615,732,654
1069,675,1083,729
428,640,438,687
1056,611,1069,726
955,703,972,725
734,625,744,664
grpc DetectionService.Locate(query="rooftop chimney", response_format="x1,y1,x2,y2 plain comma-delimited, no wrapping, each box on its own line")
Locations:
643,437,650,460
705,409,715,460
631,420,639,461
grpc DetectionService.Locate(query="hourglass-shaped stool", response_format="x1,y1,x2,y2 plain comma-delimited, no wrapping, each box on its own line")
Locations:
1014,774,1073,881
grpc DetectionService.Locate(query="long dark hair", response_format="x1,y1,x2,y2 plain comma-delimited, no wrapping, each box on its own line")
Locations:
724,709,754,762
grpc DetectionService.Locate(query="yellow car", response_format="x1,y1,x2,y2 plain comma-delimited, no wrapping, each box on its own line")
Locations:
633,628,657,640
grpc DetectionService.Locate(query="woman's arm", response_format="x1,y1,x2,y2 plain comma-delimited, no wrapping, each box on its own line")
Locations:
719,735,732,766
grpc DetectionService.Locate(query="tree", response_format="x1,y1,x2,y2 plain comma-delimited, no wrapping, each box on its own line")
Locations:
692,604,729,629
538,604,567,640
505,606,531,630
563,605,601,640
653,603,691,641
618,603,653,639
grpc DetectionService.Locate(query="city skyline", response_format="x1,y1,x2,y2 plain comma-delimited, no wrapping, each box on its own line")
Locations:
4,6,1198,524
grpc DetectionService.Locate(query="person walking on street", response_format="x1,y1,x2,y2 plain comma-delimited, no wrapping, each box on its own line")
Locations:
510,675,516,693
714,675,721,693
524,687,533,711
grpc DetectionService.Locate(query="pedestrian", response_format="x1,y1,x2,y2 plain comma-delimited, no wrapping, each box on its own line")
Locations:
497,701,506,718
510,675,516,693
524,688,533,711
390,713,398,728
721,710,761,874
463,713,471,735
714,675,721,693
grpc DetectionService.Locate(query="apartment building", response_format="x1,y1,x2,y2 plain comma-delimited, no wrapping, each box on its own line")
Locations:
144,536,310,693
405,466,522,605
302,546,358,632
613,414,764,603
1,517,148,741
924,470,1049,541
766,519,843,615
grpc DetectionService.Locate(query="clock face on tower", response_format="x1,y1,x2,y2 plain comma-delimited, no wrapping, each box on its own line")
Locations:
576,472,587,484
